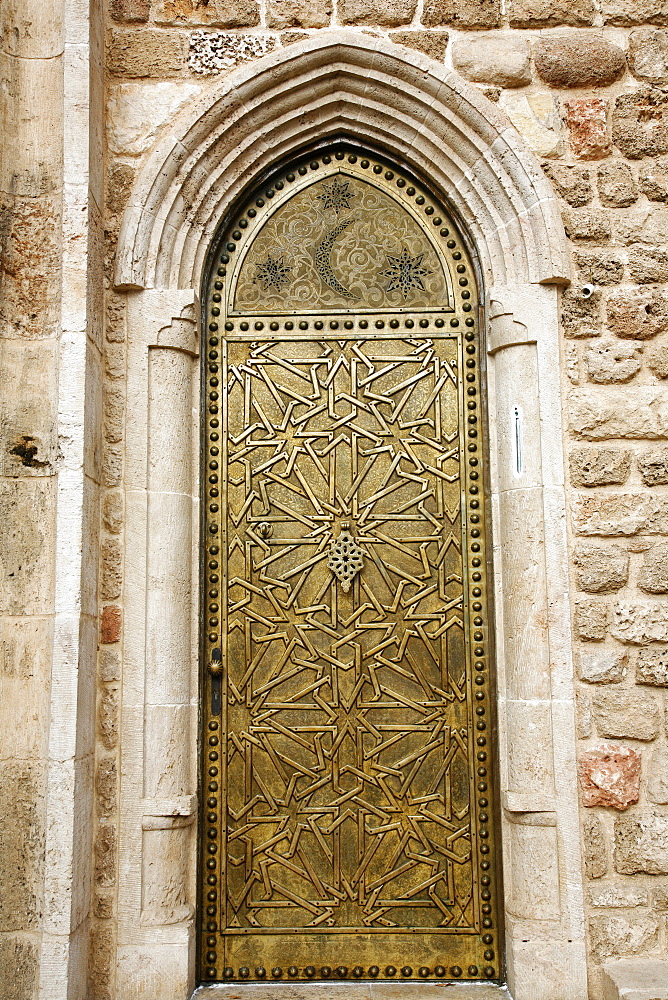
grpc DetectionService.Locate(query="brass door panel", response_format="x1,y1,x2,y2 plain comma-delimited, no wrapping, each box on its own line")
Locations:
200,146,500,985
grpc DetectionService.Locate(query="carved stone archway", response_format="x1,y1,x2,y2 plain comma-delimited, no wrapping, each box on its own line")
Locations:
114,33,586,1000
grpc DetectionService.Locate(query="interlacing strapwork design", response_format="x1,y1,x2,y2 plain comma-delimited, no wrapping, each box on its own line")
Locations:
201,146,499,985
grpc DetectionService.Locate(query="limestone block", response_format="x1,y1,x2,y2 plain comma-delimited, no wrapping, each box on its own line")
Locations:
607,287,668,340
153,0,261,26
580,646,628,683
102,441,123,488
452,33,530,88
598,162,638,208
564,209,611,242
629,28,668,84
543,163,592,207
561,284,602,339
565,97,611,160
100,605,122,645
99,685,120,752
613,89,668,159
141,824,193,924
102,491,123,534
107,161,135,218
574,251,624,286
107,81,202,156
94,820,117,888
578,689,594,737
0,193,62,339
589,883,649,906
614,814,668,873
575,599,608,641
188,30,275,74
639,542,668,593
630,245,668,283
112,0,150,19
99,649,121,684
640,450,668,488
569,387,668,440
589,913,660,958
108,28,187,77
573,494,668,536
507,0,595,26
499,91,563,158
339,0,416,26
579,744,641,809
612,601,668,645
583,813,608,878
389,31,450,60
507,822,560,920
639,159,668,202
649,345,668,379
0,761,45,931
535,35,625,89
592,689,660,740
574,545,629,593
653,885,668,908
586,341,642,384
570,448,631,487
0,619,52,761
0,937,38,999
100,538,122,602
0,480,56,616
0,339,59,478
422,0,501,29
267,0,331,28
637,644,668,685
602,960,668,1000
601,0,668,24
96,754,118,818
646,746,668,803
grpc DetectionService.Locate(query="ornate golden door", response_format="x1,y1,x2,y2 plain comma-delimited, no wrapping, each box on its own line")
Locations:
200,145,500,985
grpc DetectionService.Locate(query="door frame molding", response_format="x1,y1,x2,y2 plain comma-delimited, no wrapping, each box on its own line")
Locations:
113,32,586,1000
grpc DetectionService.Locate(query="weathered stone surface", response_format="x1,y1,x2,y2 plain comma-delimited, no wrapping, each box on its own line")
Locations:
104,382,125,445
188,31,275,74
266,0,331,29
586,341,642,384
96,755,118,818
589,913,660,958
615,814,668,873
569,387,668,440
589,883,649,906
112,0,150,20
637,643,668,685
108,82,202,156
583,814,608,878
108,29,187,77
598,162,638,208
535,35,625,89
579,744,640,809
0,193,62,340
153,0,260,25
101,605,122,645
543,163,592,206
654,884,668,908
100,538,122,601
602,0,668,26
649,345,668,378
574,545,629,593
452,33,531,87
0,481,56,615
99,649,121,684
580,646,628,683
561,284,602,338
639,542,668,593
339,0,416,25
103,442,123,489
107,161,134,218
630,28,668,83
570,448,631,487
574,493,668,535
574,251,624,286
422,0,501,29
592,689,660,740
612,601,668,645
640,448,668,485
575,599,608,640
99,685,120,751
564,209,610,243
607,287,668,340
629,245,668,283
565,98,611,160
0,762,45,932
507,0,595,27
578,690,594,737
0,938,38,1000
640,159,668,201
95,821,117,887
613,89,668,159
102,491,123,534
389,31,450,60
647,747,668,803
499,91,563,158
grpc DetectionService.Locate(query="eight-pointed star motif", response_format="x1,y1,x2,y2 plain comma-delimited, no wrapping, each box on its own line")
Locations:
317,177,355,214
381,247,433,299
254,252,292,292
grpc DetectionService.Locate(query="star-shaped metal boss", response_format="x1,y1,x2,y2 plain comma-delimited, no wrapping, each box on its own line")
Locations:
381,247,433,299
254,252,292,292
317,177,355,214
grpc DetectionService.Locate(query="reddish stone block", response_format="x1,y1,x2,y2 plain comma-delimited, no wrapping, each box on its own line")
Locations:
579,744,641,810
565,98,611,160
100,605,122,645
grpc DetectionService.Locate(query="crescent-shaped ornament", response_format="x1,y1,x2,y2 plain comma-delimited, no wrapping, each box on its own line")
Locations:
314,219,358,299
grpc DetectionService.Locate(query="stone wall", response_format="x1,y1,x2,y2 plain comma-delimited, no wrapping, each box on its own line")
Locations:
100,3,668,998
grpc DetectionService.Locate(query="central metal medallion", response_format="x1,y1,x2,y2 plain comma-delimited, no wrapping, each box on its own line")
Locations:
200,145,500,986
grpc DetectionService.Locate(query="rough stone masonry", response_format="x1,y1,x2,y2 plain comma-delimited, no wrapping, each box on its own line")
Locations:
4,0,668,999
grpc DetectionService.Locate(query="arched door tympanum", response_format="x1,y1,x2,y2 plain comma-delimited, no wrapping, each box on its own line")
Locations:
199,144,500,985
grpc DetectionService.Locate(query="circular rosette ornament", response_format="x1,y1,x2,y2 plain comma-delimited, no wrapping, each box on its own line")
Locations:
327,522,364,592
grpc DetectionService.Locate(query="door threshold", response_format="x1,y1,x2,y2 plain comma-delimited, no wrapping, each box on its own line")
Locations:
193,984,511,1000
